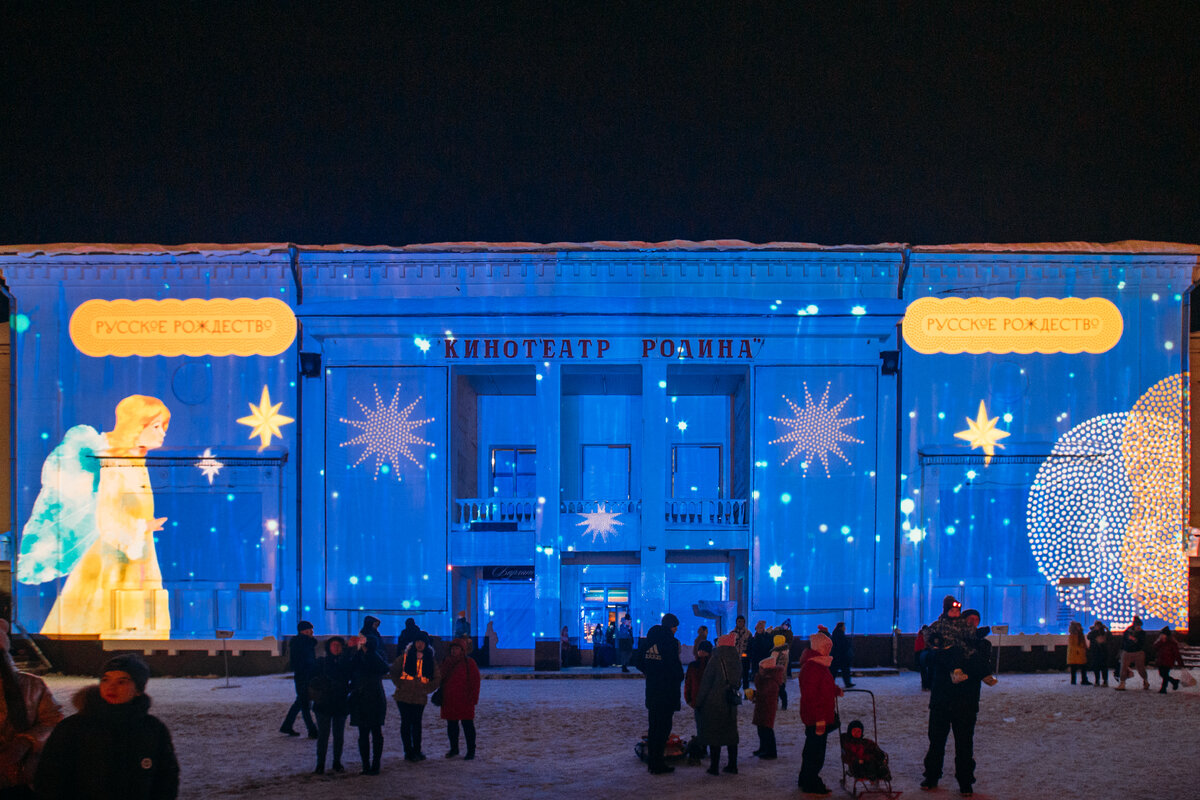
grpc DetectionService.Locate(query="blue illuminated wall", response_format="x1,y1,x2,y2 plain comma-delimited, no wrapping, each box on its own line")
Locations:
0,244,1190,645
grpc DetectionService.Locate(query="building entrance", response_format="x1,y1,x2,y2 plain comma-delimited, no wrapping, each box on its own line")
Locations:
580,584,629,666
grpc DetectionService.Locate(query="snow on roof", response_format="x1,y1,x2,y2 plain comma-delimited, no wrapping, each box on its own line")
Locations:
1,239,1198,257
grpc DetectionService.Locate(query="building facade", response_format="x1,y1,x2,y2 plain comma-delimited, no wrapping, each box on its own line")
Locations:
0,242,1193,661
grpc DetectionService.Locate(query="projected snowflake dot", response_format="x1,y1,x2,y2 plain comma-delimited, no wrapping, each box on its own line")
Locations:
576,504,625,542
1027,375,1188,627
768,382,864,477
340,383,436,479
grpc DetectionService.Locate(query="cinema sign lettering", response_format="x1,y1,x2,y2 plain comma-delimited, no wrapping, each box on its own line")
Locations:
443,337,764,360
902,297,1123,355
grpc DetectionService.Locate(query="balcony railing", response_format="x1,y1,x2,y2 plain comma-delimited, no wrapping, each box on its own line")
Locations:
664,498,749,528
559,499,641,516
453,498,538,530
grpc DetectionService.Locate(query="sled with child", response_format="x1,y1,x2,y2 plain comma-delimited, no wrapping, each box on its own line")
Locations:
837,689,901,799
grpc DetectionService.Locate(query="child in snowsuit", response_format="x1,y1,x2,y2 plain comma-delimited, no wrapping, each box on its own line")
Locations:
841,719,891,782
798,631,843,795
1153,627,1183,693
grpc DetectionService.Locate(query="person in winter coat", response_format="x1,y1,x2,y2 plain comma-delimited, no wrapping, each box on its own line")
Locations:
746,621,772,682
1086,621,1110,687
731,616,752,690
453,611,471,640
0,619,62,799
634,614,684,775
683,641,712,765
831,622,855,688
1153,627,1183,693
360,615,384,653
1116,616,1149,691
309,636,354,773
752,635,788,760
349,631,390,774
280,620,318,737
841,719,891,782
439,637,482,759
696,633,742,775
1066,621,1090,685
617,615,635,672
798,631,843,795
35,654,177,800
591,623,606,668
397,618,423,653
693,625,710,659
390,633,440,762
559,626,571,668
921,602,991,796
915,626,932,690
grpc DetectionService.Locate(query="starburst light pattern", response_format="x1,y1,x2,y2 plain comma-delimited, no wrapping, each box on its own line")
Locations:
195,448,224,484
236,386,294,450
954,400,1010,466
768,382,864,477
340,383,436,479
576,504,625,542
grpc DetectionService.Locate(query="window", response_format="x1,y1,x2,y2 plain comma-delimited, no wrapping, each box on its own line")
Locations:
672,444,722,498
582,444,630,498
490,447,536,497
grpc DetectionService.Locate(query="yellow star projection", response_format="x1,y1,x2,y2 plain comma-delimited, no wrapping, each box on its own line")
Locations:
954,400,1010,466
768,382,864,477
576,504,625,542
237,386,294,450
340,383,435,479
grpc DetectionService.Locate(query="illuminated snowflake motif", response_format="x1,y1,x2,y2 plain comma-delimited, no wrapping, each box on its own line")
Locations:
576,505,625,542
195,448,224,485
768,382,864,477
340,383,436,479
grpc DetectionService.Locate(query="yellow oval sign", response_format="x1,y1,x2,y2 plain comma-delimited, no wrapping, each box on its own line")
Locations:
902,296,1123,355
69,297,297,357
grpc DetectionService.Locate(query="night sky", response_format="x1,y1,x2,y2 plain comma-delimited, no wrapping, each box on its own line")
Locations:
3,3,1198,246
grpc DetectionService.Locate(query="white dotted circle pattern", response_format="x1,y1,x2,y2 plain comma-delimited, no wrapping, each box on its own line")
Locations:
1027,375,1188,627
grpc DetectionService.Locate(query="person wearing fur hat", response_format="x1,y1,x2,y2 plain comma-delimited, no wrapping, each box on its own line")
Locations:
280,620,319,738
35,653,177,800
696,633,742,775
309,636,354,774
390,633,440,762
634,613,684,775
439,637,481,759
798,630,842,795
0,620,62,799
349,629,390,775
752,635,788,759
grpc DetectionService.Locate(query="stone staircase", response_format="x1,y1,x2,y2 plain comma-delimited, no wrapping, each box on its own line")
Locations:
1181,645,1200,669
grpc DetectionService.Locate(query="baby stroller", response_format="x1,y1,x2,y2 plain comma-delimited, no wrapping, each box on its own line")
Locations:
836,689,901,799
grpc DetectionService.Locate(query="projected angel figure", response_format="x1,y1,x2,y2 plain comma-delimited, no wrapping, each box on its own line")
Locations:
18,395,172,638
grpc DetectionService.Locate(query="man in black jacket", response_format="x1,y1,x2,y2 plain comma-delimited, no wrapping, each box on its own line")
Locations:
280,620,319,738
635,613,684,775
921,602,991,797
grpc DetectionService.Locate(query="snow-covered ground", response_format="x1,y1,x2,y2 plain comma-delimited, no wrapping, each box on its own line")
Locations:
41,670,1196,799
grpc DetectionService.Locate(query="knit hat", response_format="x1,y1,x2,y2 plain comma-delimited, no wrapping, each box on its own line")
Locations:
661,613,680,629
101,654,151,693
962,608,980,621
297,620,314,633
942,595,961,613
716,633,736,647
817,624,830,634
847,719,864,738
809,632,833,656
773,634,787,648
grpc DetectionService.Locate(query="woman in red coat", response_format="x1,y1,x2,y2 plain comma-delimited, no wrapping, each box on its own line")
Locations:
439,637,482,759
1152,627,1183,693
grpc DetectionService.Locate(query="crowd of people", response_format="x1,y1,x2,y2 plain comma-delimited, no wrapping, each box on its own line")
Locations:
280,616,482,774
